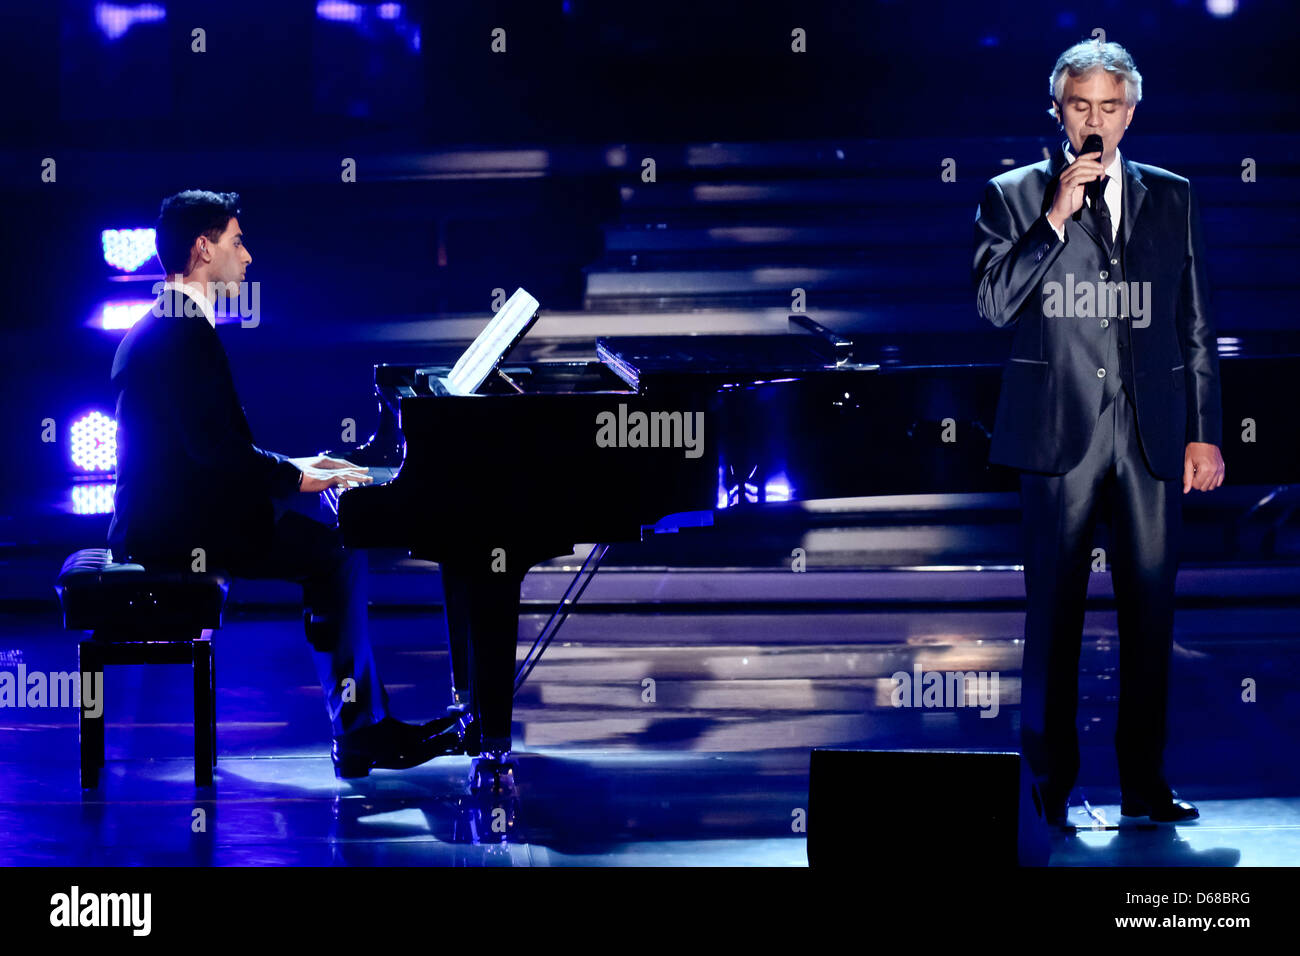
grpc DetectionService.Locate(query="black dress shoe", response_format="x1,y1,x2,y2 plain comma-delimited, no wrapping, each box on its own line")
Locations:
1121,790,1200,822
332,716,464,779
420,713,461,737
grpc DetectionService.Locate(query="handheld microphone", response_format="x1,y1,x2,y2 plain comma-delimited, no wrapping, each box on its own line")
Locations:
1081,133,1104,213
1069,134,1104,222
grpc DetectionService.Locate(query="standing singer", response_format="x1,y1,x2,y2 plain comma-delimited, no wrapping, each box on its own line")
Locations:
972,40,1224,826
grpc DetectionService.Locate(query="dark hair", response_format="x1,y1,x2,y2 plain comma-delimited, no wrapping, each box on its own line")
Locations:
154,190,241,275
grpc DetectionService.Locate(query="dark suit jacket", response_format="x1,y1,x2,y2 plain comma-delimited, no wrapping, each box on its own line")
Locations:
107,289,300,566
972,143,1222,479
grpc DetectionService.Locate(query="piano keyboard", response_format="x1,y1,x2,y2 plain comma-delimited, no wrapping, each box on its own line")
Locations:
321,465,399,517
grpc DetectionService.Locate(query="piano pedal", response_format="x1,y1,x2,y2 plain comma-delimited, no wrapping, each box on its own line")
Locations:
445,710,477,757
468,753,517,796
442,711,476,757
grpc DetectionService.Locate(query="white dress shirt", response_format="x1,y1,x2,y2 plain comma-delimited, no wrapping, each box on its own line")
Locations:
160,279,216,329
1046,142,1122,243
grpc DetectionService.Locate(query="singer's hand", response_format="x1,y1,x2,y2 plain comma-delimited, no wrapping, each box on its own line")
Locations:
1047,150,1104,231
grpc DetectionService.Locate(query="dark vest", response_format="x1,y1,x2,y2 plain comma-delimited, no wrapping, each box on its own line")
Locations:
1092,192,1135,413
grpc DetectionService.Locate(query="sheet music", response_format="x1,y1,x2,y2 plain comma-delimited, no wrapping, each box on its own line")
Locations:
444,287,539,396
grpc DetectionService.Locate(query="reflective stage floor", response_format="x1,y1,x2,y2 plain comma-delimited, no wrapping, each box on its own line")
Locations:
1,565,1298,866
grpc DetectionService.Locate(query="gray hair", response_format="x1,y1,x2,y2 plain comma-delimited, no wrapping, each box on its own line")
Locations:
1047,40,1143,120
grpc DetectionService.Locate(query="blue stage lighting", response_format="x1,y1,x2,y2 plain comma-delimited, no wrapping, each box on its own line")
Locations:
69,411,118,473
70,482,117,516
316,0,419,51
97,300,155,331
101,228,158,272
94,2,166,42
764,473,793,503
317,1,362,22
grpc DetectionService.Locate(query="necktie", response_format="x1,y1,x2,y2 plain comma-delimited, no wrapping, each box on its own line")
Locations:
1087,175,1114,254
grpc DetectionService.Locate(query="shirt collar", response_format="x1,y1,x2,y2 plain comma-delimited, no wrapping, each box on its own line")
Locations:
161,279,216,328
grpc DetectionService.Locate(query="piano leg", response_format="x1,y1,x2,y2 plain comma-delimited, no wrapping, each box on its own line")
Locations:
437,558,526,758
441,544,572,762
440,570,473,713
469,566,526,756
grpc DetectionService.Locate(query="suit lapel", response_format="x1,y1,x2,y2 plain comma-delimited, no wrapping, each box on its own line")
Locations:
1040,143,1068,218
1044,142,1148,254
1119,155,1147,250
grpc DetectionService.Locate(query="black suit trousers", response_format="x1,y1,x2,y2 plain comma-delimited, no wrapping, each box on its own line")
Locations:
1018,383,1182,802
225,510,388,737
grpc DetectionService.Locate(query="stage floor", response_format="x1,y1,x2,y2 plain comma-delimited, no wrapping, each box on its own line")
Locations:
2,750,1298,866
1,567,1298,866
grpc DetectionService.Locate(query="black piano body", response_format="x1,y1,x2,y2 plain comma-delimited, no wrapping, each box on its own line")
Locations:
335,328,1300,761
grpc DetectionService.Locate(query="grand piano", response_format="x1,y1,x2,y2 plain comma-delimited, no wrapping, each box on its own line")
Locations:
331,315,1300,784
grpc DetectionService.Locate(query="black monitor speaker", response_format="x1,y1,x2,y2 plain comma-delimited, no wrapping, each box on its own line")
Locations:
807,749,1051,868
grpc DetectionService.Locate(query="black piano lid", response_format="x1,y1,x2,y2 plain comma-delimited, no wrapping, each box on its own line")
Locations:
593,331,1012,390
596,330,1300,389
596,333,879,390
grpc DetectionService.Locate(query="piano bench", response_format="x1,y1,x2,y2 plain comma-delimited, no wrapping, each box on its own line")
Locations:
53,549,229,790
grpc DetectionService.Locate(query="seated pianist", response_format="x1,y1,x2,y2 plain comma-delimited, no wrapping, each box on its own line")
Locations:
106,189,459,777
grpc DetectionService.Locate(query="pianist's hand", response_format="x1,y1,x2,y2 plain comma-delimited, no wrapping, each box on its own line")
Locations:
288,455,366,473
293,457,372,494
